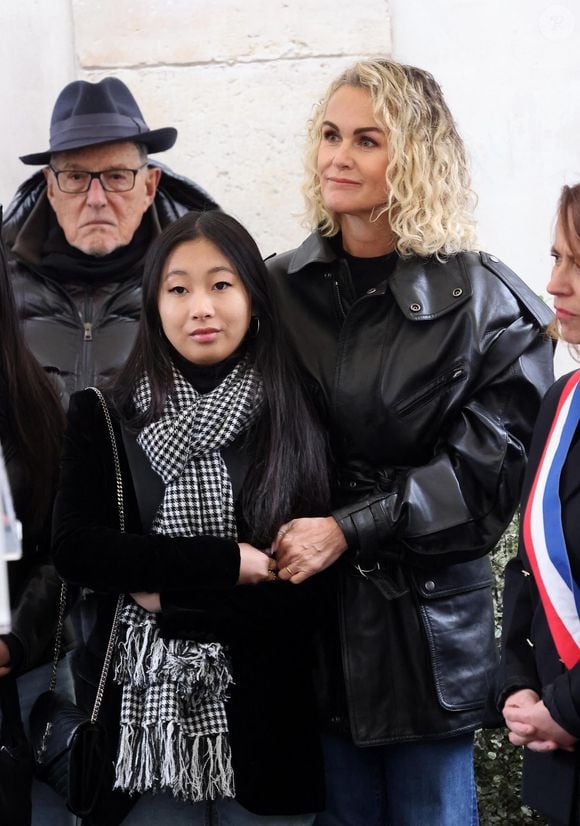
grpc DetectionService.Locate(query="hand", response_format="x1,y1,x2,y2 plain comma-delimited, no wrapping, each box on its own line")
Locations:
503,690,577,752
238,543,277,585
502,689,553,751
0,639,11,678
272,517,348,584
130,592,162,613
503,687,540,714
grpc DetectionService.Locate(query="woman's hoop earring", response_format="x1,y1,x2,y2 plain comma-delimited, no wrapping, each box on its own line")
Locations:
249,316,261,338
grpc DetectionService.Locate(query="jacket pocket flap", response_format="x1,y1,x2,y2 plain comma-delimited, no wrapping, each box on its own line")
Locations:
414,556,492,599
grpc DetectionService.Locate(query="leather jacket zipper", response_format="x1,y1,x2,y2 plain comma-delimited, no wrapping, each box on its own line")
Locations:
396,365,466,416
324,272,347,323
84,322,93,341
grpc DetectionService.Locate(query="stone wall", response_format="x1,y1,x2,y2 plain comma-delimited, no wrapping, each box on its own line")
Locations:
0,2,75,214
72,0,391,257
388,0,580,374
2,0,579,372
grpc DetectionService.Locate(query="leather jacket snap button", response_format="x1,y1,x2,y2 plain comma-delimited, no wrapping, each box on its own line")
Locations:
452,288,463,297
349,481,357,488
367,287,377,295
489,255,499,262
424,580,435,592
410,303,421,313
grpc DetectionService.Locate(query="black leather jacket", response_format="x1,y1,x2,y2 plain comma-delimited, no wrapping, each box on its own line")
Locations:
267,232,555,745
2,163,217,406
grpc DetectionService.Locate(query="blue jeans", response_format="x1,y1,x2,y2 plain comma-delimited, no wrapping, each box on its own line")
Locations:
315,733,478,826
121,794,316,825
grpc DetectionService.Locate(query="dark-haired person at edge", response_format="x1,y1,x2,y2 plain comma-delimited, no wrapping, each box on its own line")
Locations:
51,210,330,825
497,184,580,826
266,58,555,825
0,216,71,825
2,75,217,409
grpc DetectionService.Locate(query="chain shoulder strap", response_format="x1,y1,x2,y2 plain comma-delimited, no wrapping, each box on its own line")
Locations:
48,388,126,724
87,387,125,723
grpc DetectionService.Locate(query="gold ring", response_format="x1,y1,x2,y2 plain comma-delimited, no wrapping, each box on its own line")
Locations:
285,565,295,577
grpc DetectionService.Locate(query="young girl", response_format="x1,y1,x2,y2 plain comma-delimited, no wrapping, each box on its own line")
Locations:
52,210,329,826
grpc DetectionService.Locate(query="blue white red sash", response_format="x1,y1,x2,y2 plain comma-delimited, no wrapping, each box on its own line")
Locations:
523,370,580,669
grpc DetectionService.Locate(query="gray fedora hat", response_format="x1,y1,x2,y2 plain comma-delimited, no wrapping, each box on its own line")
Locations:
20,77,177,165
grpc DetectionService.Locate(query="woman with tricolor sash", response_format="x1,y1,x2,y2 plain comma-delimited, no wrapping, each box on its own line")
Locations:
497,184,580,826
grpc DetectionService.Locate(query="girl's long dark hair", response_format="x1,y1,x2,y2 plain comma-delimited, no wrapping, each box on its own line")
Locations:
111,211,330,544
0,216,65,531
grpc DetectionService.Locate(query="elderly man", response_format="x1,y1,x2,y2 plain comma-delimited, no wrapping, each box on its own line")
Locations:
2,76,217,405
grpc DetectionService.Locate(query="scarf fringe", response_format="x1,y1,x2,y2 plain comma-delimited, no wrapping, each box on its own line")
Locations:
114,611,159,687
114,611,233,701
163,647,234,702
114,723,235,801
114,363,263,802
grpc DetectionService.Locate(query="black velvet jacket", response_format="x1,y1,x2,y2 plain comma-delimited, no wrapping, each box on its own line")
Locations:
52,389,324,826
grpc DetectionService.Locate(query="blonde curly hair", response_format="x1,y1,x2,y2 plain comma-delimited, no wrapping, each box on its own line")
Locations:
303,59,478,258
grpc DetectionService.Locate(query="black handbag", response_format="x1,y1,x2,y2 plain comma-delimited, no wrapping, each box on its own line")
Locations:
0,676,33,826
29,388,125,818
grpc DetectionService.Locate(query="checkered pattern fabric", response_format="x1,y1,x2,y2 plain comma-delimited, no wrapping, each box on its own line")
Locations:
136,358,263,538
113,360,263,801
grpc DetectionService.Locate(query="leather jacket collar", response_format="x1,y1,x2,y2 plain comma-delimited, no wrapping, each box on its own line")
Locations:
286,231,551,327
287,231,473,320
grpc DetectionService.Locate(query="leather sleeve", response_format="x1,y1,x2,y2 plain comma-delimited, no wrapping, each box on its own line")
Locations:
333,324,554,570
52,391,240,594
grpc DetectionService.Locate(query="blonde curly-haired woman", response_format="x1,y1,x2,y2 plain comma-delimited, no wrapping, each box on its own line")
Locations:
267,58,555,825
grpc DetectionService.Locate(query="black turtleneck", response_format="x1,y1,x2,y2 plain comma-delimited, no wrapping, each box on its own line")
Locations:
170,346,246,394
40,208,154,284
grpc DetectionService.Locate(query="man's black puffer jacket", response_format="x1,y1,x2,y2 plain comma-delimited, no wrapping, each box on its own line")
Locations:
2,163,218,407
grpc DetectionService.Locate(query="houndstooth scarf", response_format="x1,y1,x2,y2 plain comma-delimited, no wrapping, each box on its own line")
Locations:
113,358,263,801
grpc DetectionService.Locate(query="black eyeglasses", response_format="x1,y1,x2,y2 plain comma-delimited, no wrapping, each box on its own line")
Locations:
48,163,148,193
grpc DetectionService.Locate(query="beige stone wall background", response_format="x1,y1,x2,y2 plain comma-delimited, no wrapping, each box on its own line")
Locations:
1,2,76,214
1,0,579,371
2,0,391,257
72,0,391,256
